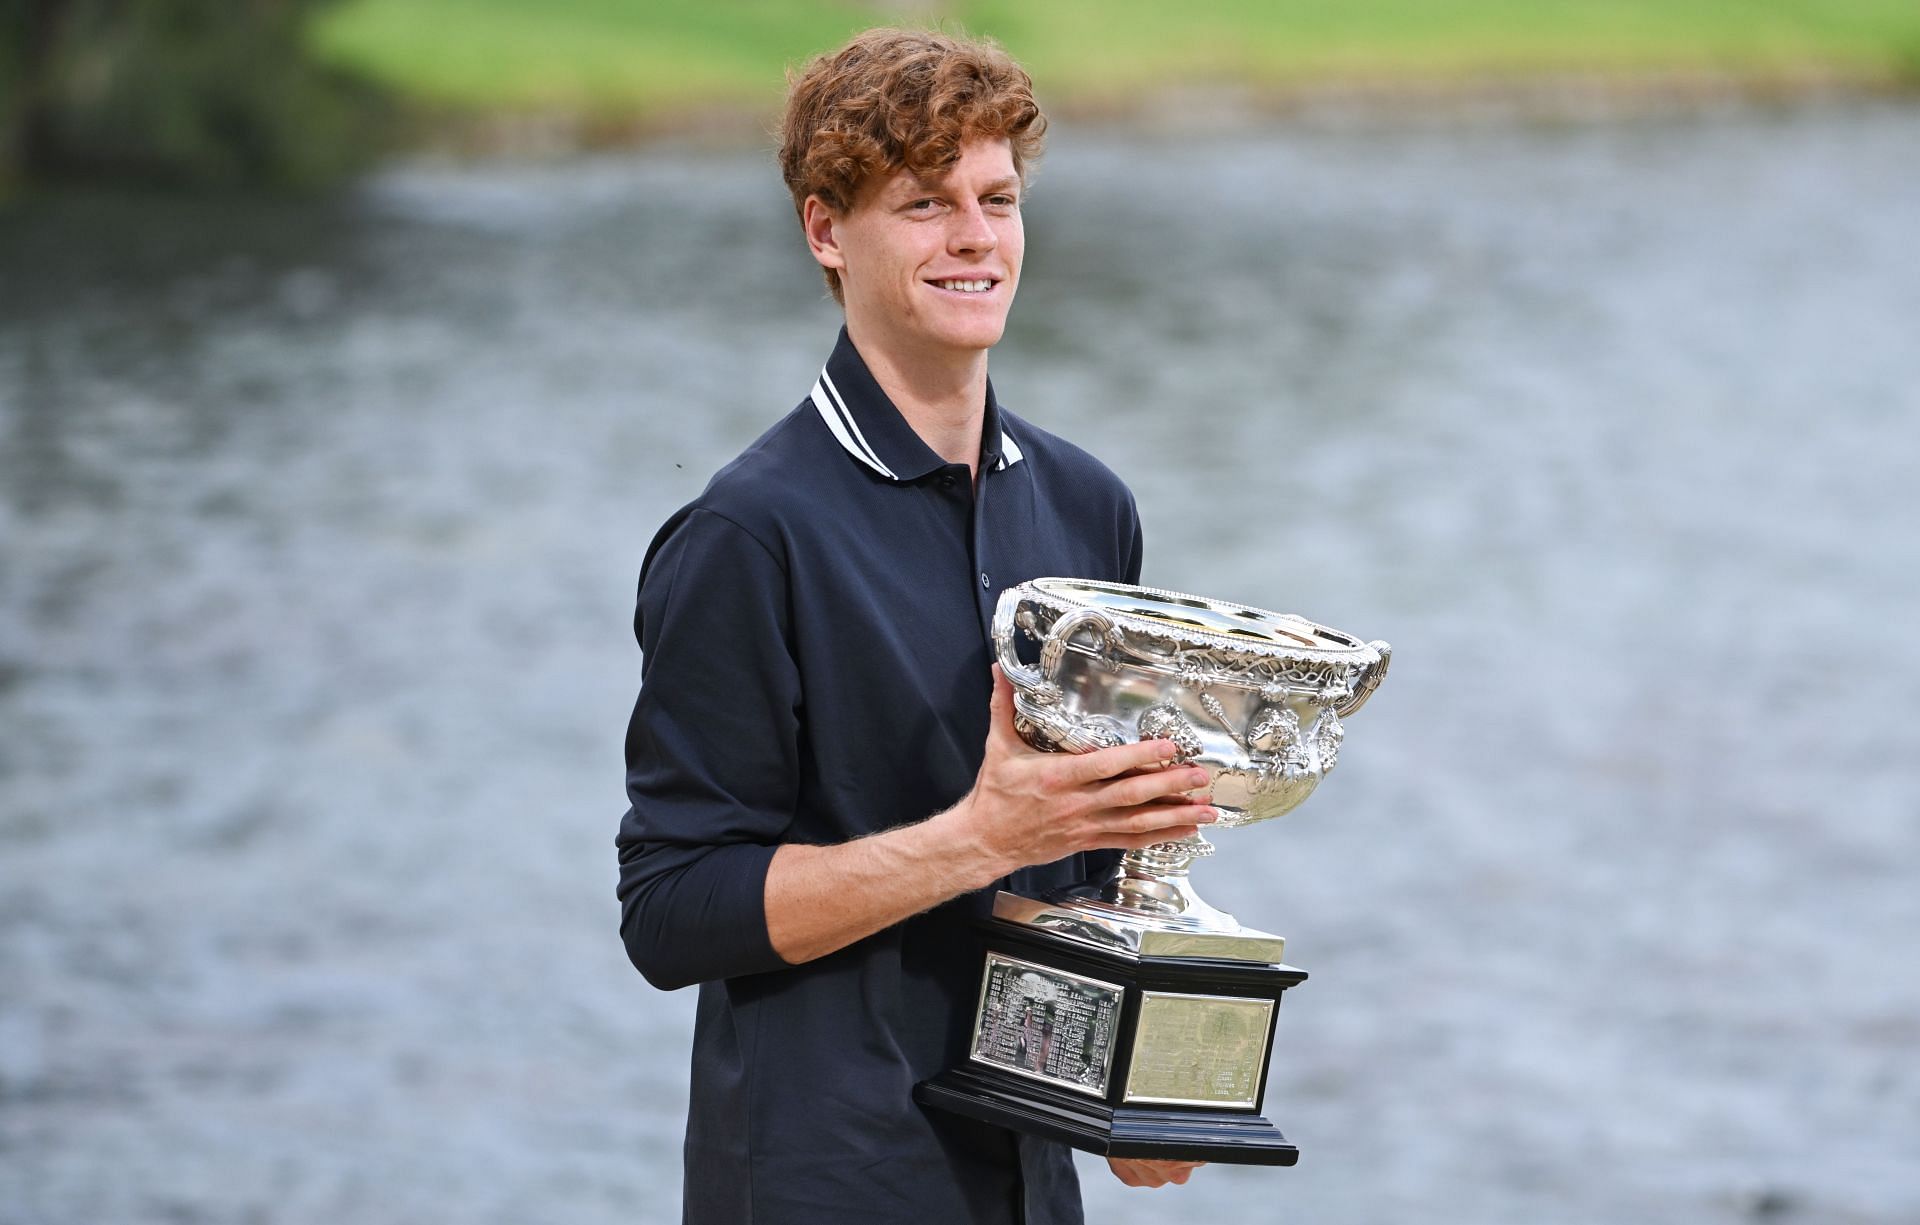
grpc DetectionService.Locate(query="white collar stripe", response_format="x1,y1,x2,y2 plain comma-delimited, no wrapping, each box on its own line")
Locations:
998,431,1024,470
811,376,896,480
812,368,1025,479
819,369,896,479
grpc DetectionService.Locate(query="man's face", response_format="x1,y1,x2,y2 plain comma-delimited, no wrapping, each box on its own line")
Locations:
815,137,1024,362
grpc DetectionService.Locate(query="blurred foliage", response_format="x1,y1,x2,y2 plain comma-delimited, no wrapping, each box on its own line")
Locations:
1,0,390,191
5,1,1917,189
310,0,1920,115
312,0,874,117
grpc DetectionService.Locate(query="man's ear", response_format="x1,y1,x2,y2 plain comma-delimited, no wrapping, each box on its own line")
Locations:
803,195,847,274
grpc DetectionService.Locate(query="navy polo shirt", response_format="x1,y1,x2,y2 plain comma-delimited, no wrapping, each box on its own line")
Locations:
617,328,1143,1225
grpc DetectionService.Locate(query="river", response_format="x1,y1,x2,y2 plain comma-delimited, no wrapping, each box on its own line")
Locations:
2,101,1916,1224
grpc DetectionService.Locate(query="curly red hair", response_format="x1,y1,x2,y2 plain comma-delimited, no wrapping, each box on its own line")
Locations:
778,27,1047,303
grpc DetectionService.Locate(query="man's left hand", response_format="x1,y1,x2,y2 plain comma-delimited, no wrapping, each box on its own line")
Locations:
1106,1157,1205,1188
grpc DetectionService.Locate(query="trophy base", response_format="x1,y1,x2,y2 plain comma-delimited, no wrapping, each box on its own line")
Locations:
916,1065,1299,1165
915,905,1308,1166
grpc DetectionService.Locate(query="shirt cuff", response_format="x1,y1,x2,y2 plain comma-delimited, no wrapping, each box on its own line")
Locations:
620,840,786,991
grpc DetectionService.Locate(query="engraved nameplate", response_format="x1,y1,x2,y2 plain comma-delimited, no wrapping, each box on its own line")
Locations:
969,952,1124,1099
1122,991,1275,1108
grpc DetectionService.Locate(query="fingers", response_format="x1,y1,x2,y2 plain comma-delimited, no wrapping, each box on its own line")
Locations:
1098,764,1211,810
987,665,1187,784
1112,824,1203,851
1066,735,1184,784
1108,1158,1205,1188
1084,804,1208,850
1123,800,1213,830
1107,1158,1156,1188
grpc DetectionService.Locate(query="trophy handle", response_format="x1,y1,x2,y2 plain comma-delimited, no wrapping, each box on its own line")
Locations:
995,595,1131,751
1037,607,1117,682
994,595,1118,691
991,588,1047,691
1335,640,1392,717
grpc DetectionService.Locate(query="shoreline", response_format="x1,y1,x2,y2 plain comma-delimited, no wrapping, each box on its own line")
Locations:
387,67,1919,160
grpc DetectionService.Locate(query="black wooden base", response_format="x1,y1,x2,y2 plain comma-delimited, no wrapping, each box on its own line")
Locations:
915,913,1310,1167
916,1066,1299,1165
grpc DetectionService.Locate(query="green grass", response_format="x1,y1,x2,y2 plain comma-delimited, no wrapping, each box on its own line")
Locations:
310,0,1920,116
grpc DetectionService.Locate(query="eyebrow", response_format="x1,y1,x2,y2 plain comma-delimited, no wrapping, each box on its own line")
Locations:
895,174,1021,197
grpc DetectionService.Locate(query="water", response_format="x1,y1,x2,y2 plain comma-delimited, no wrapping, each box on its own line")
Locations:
2,102,1916,1224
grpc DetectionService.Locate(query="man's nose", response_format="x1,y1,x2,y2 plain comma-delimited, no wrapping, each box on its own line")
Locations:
948,200,997,254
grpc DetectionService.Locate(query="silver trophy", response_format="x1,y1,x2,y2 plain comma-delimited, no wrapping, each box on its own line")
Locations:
918,578,1390,1163
993,577,1390,962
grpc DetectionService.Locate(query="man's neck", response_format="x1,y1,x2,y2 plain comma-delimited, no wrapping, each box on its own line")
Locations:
846,322,990,476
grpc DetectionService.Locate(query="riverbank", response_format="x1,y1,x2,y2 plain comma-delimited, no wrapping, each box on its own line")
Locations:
377,67,1920,161
311,0,1920,150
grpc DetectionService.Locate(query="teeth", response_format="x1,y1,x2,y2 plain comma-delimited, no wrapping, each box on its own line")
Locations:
934,279,993,293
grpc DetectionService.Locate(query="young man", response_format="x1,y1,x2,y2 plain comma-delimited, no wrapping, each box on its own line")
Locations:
617,28,1217,1225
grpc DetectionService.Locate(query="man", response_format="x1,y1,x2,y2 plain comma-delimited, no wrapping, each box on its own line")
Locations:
617,28,1219,1225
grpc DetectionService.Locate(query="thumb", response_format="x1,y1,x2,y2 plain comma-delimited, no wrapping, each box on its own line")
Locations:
987,663,1018,745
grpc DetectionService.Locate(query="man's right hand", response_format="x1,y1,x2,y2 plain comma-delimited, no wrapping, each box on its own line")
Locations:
946,665,1216,884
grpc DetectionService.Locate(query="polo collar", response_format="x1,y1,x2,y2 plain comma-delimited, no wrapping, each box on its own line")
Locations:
810,327,1025,483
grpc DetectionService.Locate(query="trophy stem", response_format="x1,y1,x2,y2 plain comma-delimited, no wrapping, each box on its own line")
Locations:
1094,832,1238,928
1118,831,1215,879
996,821,1285,962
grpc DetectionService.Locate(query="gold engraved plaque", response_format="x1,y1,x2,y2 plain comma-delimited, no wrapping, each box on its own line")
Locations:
1122,991,1275,1108
969,953,1125,1099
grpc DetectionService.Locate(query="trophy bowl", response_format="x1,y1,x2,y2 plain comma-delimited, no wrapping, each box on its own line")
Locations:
993,578,1390,947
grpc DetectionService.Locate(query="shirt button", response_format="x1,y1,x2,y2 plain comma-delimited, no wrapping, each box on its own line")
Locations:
940,473,956,488
979,572,991,589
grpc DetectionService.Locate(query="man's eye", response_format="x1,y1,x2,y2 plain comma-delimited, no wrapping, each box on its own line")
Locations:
908,199,938,211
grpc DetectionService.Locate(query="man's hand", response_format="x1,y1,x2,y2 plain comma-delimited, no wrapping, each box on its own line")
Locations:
1107,1158,1205,1188
764,665,1215,965
943,665,1216,884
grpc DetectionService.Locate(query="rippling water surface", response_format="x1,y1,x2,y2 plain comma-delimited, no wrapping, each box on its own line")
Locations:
2,104,1916,1225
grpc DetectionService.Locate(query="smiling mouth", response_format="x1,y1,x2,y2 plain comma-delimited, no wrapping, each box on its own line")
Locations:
928,278,998,294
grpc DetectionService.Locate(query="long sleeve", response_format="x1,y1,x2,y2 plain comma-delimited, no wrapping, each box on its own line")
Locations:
616,507,802,991
1121,489,1144,586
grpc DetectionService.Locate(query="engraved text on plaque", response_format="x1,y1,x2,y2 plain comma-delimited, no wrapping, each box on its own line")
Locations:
969,952,1124,1098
